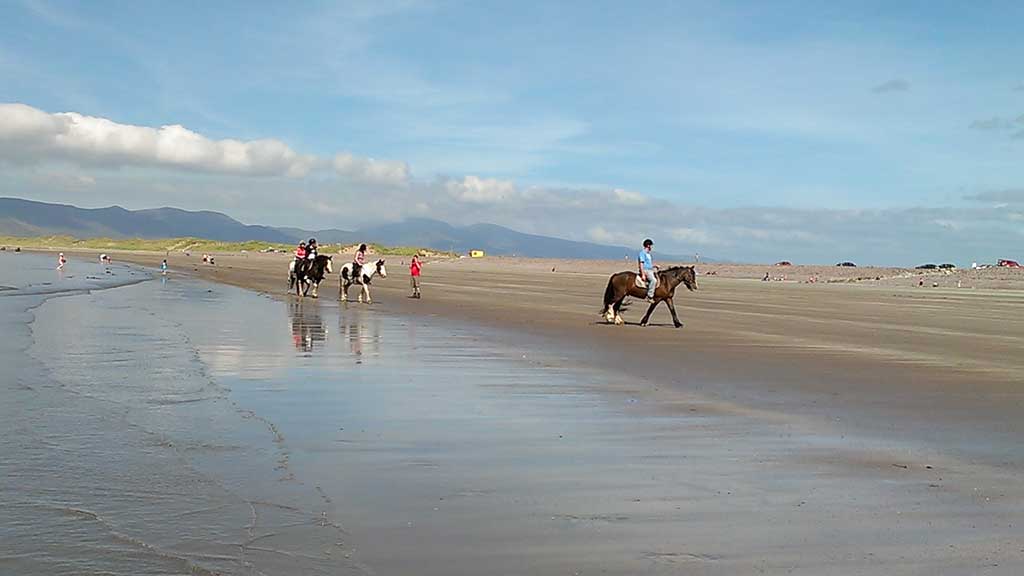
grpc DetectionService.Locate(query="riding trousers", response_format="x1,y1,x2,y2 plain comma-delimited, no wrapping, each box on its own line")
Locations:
644,269,658,298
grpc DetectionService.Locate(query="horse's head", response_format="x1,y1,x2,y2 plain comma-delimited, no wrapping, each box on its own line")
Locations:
376,259,387,278
681,266,698,291
325,255,333,275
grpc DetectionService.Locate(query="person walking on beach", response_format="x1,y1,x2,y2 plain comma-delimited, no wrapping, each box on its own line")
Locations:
638,238,658,302
56,252,66,270
409,254,422,298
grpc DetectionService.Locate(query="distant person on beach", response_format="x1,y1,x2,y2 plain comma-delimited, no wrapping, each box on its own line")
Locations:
637,238,657,302
160,259,168,275
353,243,367,278
409,255,422,298
56,253,66,270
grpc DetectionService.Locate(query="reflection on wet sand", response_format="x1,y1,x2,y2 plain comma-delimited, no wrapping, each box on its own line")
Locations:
287,299,327,353
339,306,382,361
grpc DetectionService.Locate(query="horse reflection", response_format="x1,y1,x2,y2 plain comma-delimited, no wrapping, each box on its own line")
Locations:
339,308,381,362
288,299,327,353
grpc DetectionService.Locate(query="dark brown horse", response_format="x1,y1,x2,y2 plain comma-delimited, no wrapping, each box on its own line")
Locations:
601,266,697,327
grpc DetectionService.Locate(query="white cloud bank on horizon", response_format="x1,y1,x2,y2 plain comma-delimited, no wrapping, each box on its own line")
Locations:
2,102,1022,265
0,103,414,185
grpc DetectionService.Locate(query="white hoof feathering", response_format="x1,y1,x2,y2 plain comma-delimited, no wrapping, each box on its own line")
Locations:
614,315,624,325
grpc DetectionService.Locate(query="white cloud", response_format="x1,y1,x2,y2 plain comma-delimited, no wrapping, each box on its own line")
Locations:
587,226,636,245
444,175,516,203
612,188,647,205
0,103,316,176
332,152,409,186
668,227,717,245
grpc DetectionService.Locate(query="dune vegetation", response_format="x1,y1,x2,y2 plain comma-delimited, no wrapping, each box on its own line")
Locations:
0,236,453,257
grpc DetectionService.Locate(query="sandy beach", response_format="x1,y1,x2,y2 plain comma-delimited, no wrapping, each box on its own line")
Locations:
7,249,1024,575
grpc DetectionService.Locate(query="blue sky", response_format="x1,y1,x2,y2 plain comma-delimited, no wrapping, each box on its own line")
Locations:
1,0,1022,264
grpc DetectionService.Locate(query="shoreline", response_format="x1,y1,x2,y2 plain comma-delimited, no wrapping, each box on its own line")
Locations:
10,248,1024,574
96,250,1024,450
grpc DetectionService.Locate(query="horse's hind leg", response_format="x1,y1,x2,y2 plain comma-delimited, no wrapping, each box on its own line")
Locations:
613,298,626,325
340,280,349,302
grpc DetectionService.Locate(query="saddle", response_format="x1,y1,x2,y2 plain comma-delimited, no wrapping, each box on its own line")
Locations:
635,275,648,289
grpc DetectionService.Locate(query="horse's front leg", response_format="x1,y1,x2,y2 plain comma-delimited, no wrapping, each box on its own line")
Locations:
639,300,659,326
340,280,349,302
364,284,372,304
311,280,319,298
665,297,683,328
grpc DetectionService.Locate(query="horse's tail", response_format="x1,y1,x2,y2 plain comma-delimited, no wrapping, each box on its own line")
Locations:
601,275,617,312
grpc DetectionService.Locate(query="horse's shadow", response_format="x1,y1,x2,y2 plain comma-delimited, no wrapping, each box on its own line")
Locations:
591,321,683,328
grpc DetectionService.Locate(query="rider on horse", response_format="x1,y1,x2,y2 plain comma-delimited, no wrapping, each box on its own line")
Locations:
638,238,658,302
353,243,367,280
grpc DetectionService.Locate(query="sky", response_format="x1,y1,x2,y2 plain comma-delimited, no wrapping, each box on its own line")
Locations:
1,0,1022,265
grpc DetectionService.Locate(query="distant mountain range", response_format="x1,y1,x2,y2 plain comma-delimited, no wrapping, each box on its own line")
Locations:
0,197,646,260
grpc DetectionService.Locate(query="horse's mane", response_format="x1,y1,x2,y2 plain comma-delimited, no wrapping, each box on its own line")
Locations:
659,265,694,274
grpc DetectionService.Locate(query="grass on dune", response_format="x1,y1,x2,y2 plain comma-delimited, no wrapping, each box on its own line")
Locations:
0,235,454,257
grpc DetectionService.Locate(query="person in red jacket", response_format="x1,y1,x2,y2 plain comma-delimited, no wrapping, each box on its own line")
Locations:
409,254,422,299
293,242,307,275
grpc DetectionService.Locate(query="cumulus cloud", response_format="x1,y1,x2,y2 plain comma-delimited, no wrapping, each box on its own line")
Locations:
588,225,637,246
872,78,910,93
611,188,647,205
0,103,314,177
332,152,409,185
669,227,717,245
444,175,516,203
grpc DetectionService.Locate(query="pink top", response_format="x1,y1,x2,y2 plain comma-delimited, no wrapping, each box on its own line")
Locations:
355,251,366,265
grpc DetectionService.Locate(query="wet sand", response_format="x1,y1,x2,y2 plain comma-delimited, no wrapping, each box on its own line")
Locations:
16,249,1024,574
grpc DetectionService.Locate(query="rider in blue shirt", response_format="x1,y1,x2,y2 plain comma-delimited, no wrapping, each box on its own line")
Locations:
638,238,657,302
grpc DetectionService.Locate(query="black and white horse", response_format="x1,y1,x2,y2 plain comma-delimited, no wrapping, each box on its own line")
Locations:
291,255,333,298
339,259,387,303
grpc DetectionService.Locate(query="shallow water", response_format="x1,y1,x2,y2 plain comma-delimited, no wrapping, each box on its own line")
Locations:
3,253,1022,575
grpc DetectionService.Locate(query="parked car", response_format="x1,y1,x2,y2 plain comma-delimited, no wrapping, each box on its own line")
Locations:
774,261,792,266
998,259,1021,268
836,261,857,267
916,263,938,270
938,263,956,269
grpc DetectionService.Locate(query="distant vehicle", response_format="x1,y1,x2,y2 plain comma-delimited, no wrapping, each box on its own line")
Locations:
774,261,792,266
916,263,937,270
470,250,485,258
998,259,1021,268
938,263,956,269
836,261,857,267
